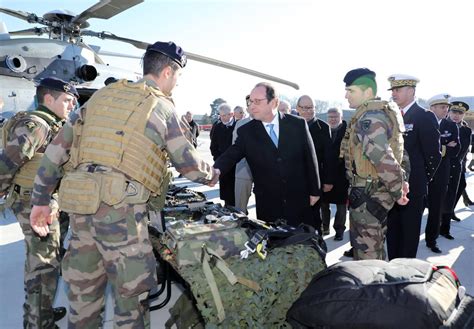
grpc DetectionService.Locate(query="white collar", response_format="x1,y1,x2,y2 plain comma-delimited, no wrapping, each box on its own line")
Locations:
401,99,417,113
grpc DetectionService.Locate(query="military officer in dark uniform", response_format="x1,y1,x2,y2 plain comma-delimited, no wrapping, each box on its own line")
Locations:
424,94,459,253
386,74,441,260
441,101,472,238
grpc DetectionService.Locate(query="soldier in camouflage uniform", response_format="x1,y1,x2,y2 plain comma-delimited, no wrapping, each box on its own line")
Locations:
340,68,409,260
29,41,219,328
0,77,77,328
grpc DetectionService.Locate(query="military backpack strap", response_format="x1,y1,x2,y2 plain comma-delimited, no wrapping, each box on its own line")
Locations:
200,243,261,323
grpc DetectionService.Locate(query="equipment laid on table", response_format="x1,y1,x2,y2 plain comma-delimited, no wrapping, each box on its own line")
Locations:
287,258,474,329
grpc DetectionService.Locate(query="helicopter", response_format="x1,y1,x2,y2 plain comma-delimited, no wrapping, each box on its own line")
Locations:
0,0,299,118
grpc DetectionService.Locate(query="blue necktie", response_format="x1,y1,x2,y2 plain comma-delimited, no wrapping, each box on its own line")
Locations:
267,123,278,147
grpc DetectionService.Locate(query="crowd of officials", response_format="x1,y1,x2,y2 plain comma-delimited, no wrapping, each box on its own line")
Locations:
211,71,472,260
0,37,472,328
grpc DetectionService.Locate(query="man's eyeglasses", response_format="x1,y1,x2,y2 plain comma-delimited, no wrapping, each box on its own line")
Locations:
298,105,315,112
248,98,268,105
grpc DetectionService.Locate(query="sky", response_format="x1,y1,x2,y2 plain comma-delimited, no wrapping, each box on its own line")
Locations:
1,0,473,115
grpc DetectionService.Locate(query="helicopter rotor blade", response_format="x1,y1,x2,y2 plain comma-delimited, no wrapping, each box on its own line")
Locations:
9,27,47,36
72,0,143,27
185,52,300,90
0,8,34,22
83,30,299,90
98,50,142,59
82,30,149,49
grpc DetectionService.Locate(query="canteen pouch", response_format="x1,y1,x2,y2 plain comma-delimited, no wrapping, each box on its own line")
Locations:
162,221,248,267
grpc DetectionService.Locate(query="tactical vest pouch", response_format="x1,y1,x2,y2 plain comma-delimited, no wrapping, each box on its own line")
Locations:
58,172,102,214
162,221,248,268
59,170,151,214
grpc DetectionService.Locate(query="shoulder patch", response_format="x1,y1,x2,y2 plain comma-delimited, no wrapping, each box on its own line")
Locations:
25,121,39,131
361,119,371,131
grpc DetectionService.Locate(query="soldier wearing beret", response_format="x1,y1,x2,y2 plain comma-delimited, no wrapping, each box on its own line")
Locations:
424,94,460,253
29,41,219,327
340,68,408,260
386,74,441,260
440,101,472,238
0,77,77,327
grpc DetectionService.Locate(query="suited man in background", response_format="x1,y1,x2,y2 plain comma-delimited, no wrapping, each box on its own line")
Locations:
214,82,321,226
233,96,253,213
321,107,349,241
386,74,441,259
296,95,334,235
210,103,236,206
424,94,459,253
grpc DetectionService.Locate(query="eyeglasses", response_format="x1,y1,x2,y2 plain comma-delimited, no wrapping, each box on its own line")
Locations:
248,98,268,105
298,105,315,112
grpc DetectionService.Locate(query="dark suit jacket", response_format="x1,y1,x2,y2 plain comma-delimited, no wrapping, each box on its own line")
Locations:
308,117,335,186
322,121,349,204
210,120,236,204
403,103,441,197
214,113,320,226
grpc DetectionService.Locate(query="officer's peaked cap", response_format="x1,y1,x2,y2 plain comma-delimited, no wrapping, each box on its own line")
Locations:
387,74,419,90
146,41,187,68
450,101,469,113
428,93,451,107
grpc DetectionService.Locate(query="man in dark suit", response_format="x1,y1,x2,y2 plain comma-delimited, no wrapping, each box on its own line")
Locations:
210,103,236,206
424,94,460,253
386,74,441,260
213,82,321,227
441,101,472,238
296,95,334,235
321,107,349,241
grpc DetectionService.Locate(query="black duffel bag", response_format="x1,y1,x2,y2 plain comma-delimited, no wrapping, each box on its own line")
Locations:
287,258,474,329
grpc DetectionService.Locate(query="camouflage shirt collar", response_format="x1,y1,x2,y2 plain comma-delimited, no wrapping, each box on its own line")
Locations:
138,78,160,90
36,104,63,123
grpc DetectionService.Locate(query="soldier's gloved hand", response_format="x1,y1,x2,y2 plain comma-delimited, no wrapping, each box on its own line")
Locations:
30,205,58,237
469,159,474,172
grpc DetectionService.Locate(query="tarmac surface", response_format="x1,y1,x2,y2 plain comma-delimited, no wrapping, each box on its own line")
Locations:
1,131,473,328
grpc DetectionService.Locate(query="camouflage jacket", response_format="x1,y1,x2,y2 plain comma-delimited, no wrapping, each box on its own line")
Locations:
0,105,63,192
31,79,214,206
346,101,405,206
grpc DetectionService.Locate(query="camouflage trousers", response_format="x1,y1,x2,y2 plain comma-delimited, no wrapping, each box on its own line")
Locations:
349,202,387,260
12,199,60,329
62,202,157,329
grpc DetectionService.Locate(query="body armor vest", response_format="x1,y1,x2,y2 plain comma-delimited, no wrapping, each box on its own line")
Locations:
342,100,404,183
68,79,169,194
9,110,60,189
